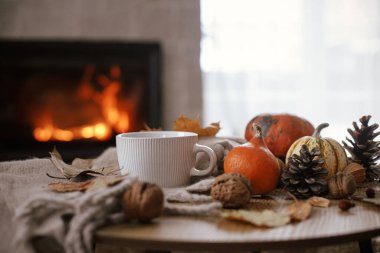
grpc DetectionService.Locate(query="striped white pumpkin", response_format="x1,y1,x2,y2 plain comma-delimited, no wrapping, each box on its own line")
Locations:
285,123,348,179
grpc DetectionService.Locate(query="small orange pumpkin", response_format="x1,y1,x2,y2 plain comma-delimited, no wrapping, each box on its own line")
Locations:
225,124,280,195
245,113,314,159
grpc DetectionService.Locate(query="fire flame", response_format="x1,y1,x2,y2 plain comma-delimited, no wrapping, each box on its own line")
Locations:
32,65,135,142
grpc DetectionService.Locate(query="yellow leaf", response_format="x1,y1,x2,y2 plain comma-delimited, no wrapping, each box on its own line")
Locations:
173,114,220,137
141,123,163,132
221,209,290,227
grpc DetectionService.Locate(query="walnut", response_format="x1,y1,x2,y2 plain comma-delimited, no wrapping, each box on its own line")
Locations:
327,172,357,199
343,163,366,183
121,181,164,222
211,173,252,208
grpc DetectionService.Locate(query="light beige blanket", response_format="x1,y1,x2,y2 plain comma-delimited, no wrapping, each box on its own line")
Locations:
0,158,54,253
0,148,120,253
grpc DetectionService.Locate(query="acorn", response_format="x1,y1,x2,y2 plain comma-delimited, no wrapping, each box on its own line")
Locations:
343,163,366,183
327,172,357,199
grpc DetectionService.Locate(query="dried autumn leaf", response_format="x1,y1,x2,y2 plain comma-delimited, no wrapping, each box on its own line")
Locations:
173,114,221,137
48,181,93,192
307,196,330,208
220,209,290,228
86,175,127,191
287,201,312,221
48,175,128,193
141,122,163,132
49,147,117,179
50,147,90,178
97,165,121,176
70,170,104,182
72,158,94,169
203,122,221,136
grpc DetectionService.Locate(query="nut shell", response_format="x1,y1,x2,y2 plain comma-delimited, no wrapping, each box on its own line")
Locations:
122,181,164,222
211,173,252,208
327,172,357,199
343,163,366,183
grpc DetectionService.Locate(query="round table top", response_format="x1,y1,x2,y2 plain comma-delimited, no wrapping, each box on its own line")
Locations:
95,200,380,251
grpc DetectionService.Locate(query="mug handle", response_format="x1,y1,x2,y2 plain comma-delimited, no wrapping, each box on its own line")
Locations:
190,143,217,177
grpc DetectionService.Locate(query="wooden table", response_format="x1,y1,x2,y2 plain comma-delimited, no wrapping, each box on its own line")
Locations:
95,200,380,253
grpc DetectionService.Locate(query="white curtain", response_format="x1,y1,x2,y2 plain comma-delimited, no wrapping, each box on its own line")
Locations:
201,0,380,142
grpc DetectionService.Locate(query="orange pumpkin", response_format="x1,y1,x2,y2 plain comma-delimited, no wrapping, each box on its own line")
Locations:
225,124,280,195
245,113,314,159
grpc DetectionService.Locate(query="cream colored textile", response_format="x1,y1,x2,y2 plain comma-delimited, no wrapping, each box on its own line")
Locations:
0,148,121,253
0,158,54,253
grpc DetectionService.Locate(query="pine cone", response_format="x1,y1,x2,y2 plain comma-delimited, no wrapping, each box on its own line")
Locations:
342,115,380,180
281,145,328,199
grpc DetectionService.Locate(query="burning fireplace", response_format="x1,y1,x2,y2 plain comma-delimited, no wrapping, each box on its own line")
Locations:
0,41,161,161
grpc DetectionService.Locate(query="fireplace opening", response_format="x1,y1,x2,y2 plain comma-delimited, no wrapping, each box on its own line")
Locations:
0,41,161,161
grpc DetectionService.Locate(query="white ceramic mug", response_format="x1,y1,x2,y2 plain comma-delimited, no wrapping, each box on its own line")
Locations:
116,131,217,187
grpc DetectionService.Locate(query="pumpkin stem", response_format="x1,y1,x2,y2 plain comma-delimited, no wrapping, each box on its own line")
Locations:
313,123,329,138
252,124,263,138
